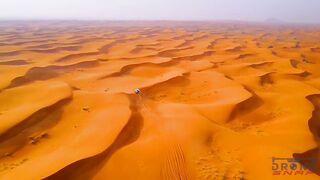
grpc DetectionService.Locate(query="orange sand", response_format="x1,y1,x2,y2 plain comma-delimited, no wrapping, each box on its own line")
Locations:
0,21,320,179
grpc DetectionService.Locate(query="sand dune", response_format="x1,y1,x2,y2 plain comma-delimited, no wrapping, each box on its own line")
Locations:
0,21,320,179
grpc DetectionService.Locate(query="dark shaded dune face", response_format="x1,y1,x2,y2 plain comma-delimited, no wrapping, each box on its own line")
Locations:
311,47,320,53
27,44,57,49
183,50,215,61
142,75,190,102
0,46,82,58
228,90,264,123
0,51,20,57
248,62,274,71
1,21,320,180
157,47,194,57
5,60,99,89
225,46,243,52
44,95,144,180
235,53,255,59
29,46,82,53
0,60,29,65
99,39,133,53
55,52,100,62
0,98,70,159
259,73,275,86
293,95,320,175
290,59,300,68
306,95,320,142
99,60,180,79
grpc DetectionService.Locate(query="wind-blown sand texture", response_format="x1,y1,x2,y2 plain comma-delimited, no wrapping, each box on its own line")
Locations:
0,21,320,179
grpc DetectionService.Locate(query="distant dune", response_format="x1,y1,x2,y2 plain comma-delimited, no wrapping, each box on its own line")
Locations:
0,21,320,179
264,18,286,24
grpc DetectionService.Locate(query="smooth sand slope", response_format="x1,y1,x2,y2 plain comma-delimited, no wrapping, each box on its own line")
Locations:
0,21,320,179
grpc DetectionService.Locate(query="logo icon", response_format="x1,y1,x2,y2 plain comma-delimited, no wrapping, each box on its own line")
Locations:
272,157,316,175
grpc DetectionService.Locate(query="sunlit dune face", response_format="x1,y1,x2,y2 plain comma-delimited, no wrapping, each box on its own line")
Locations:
0,21,320,180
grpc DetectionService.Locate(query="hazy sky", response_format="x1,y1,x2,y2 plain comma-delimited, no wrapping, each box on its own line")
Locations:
0,0,319,23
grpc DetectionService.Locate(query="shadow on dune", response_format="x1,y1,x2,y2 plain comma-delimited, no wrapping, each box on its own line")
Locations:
228,87,264,123
44,95,144,180
0,60,29,65
0,98,71,160
293,148,319,175
4,60,99,90
292,94,320,176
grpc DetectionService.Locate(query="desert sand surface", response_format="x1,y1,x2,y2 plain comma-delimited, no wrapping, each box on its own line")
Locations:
0,21,320,180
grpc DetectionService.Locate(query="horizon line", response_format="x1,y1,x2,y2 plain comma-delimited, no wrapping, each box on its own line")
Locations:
0,18,320,26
